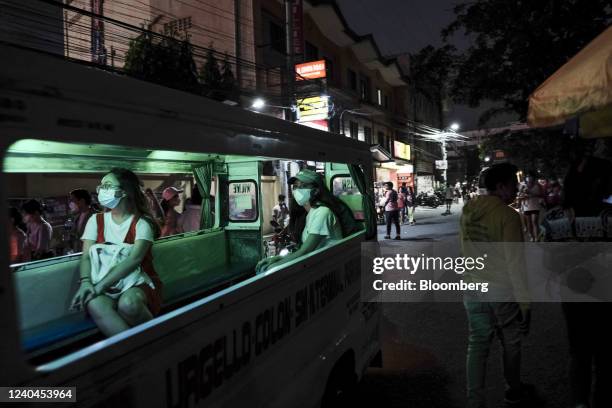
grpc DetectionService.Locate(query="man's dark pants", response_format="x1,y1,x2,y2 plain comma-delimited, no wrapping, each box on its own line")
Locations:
385,210,400,236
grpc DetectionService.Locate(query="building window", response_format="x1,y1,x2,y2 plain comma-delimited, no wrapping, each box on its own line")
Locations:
269,21,285,53
347,69,357,91
349,121,358,139
163,17,193,36
376,89,382,106
360,75,371,102
364,127,372,144
304,41,318,61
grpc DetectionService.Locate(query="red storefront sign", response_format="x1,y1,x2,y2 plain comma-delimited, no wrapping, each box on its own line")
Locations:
295,60,326,80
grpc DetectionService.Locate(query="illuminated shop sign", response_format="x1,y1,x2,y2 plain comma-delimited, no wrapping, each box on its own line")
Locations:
393,141,411,161
297,96,329,121
295,60,326,80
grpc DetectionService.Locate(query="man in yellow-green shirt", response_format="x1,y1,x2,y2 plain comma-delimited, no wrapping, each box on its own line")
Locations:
460,162,531,408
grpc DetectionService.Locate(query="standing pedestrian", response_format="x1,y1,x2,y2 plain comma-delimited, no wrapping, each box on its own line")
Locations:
272,194,290,228
397,188,406,224
444,183,454,214
519,173,544,241
460,163,532,408
406,186,416,225
560,141,612,408
383,182,401,240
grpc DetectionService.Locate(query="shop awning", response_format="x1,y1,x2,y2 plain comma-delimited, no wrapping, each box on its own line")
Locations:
527,26,612,137
370,145,393,162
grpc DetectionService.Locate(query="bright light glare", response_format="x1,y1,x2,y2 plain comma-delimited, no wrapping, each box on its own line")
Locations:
252,98,265,109
450,122,460,131
484,156,491,162
279,248,289,256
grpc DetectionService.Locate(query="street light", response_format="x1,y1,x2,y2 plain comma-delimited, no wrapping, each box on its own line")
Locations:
484,156,491,162
450,122,460,132
252,98,266,109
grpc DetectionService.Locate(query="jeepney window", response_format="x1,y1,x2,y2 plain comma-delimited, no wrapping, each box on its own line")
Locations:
3,140,268,359
331,175,364,220
229,180,258,221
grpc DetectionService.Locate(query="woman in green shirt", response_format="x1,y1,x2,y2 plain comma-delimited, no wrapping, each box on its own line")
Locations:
257,169,358,273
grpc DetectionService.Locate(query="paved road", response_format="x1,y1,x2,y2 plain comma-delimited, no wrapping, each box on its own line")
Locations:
357,201,569,408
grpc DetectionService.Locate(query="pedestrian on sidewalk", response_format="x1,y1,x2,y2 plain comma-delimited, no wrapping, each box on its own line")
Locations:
444,183,454,214
383,182,401,239
406,185,416,225
559,140,612,408
398,188,406,223
460,162,532,408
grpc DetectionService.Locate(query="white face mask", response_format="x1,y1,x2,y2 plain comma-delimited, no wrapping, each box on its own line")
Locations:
98,188,124,209
68,202,79,213
293,188,312,206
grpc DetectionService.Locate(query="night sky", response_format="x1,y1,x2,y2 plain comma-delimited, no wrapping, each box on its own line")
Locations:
336,0,518,130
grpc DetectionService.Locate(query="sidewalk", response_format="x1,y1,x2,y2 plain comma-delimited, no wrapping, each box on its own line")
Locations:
377,202,464,242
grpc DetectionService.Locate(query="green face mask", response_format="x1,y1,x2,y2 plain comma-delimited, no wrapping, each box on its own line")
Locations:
293,188,312,206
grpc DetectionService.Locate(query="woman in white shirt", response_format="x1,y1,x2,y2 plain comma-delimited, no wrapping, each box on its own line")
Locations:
256,169,357,273
71,168,162,337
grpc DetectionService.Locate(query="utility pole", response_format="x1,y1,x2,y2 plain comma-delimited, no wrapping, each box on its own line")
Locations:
284,0,295,122
234,0,242,87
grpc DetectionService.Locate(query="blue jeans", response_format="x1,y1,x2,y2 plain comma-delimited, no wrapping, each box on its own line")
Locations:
464,300,523,408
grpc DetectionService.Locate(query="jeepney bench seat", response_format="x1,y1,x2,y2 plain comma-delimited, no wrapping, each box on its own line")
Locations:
18,228,255,354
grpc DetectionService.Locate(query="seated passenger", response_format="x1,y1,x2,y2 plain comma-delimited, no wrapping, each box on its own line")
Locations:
178,185,202,232
160,187,183,237
8,207,30,264
68,188,96,252
22,199,53,260
256,169,359,273
70,168,162,337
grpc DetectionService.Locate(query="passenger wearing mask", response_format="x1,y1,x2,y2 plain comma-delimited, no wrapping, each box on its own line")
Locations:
178,185,203,233
160,187,183,237
8,207,29,264
71,168,162,337
256,169,359,273
69,188,96,251
22,199,53,260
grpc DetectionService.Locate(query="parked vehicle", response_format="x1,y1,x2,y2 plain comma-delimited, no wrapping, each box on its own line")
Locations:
0,44,381,408
415,192,441,208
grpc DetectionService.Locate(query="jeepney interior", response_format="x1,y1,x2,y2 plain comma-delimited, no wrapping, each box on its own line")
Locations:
3,139,366,362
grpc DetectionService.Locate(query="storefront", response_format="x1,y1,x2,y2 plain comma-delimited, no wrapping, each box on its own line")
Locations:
416,174,435,194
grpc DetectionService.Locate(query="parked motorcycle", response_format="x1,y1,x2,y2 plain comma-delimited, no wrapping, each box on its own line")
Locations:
415,192,441,208
264,220,296,257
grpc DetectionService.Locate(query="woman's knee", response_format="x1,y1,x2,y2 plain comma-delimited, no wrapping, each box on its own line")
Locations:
118,293,147,318
87,296,114,320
